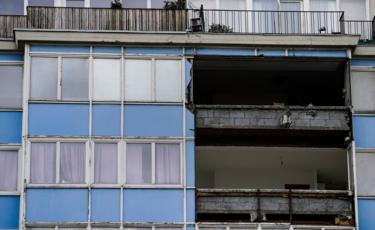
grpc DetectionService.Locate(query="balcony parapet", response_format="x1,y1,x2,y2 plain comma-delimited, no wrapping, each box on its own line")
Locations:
195,105,350,131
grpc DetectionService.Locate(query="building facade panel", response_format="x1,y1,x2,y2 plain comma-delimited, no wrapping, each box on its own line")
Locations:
91,188,121,222
0,196,19,229
92,104,121,136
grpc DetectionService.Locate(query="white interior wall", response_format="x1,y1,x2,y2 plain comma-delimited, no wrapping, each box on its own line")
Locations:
197,146,347,190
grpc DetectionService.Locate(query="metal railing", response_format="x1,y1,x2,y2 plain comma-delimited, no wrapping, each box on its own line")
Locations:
0,6,373,41
188,9,344,34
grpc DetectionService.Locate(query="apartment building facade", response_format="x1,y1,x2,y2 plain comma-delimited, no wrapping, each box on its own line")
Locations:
0,0,375,230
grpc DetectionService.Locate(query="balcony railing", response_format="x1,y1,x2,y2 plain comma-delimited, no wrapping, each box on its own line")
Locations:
0,6,373,40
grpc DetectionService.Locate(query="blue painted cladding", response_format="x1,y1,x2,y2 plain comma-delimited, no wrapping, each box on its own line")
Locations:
187,189,195,222
186,110,194,138
0,112,22,144
187,227,195,230
186,140,195,187
28,103,89,136
92,104,121,136
352,59,375,67
26,189,88,222
93,46,121,54
195,48,255,56
258,49,285,57
358,199,375,230
30,45,90,53
0,54,23,61
124,105,183,137
91,189,121,222
123,189,184,222
0,196,19,229
288,49,347,58
124,47,182,55
353,116,375,148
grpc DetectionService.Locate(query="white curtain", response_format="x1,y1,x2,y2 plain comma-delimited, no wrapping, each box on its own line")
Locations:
0,151,18,191
94,143,118,184
126,144,152,184
60,143,85,184
155,144,180,184
30,143,56,184
310,0,338,33
253,0,279,33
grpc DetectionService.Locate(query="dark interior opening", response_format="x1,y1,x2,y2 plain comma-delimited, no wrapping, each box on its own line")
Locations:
193,57,347,106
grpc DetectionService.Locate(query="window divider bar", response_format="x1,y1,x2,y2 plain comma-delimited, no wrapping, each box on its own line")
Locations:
56,141,60,184
152,142,156,184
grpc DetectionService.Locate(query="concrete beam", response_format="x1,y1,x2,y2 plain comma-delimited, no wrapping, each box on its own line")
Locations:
353,45,375,57
0,40,18,50
14,30,360,48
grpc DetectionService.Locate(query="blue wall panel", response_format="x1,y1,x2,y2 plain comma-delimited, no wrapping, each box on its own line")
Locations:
258,49,285,57
0,112,22,144
30,45,90,53
186,140,195,187
186,110,194,138
353,116,375,148
92,104,121,136
125,47,182,55
26,189,88,222
195,48,255,56
0,196,19,229
123,189,184,222
0,54,23,61
187,189,195,222
91,189,121,222
352,59,375,67
288,49,347,58
124,105,183,137
93,46,121,54
28,103,89,136
359,199,375,230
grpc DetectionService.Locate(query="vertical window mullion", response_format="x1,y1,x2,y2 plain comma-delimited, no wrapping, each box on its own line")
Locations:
57,56,62,100
151,142,155,184
120,141,125,185
56,142,60,184
151,58,156,102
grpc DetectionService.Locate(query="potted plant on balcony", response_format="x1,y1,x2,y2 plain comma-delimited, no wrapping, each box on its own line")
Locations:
208,24,233,33
163,0,186,10
111,0,122,9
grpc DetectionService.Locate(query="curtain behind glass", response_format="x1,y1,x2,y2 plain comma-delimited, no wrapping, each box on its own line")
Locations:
60,143,85,184
94,143,118,184
30,143,56,184
155,144,180,184
0,151,18,191
126,144,152,184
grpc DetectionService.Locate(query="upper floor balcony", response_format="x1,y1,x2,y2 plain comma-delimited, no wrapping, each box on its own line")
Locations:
0,6,373,41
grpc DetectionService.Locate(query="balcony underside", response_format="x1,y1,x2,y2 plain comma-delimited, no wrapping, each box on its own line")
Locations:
197,189,354,225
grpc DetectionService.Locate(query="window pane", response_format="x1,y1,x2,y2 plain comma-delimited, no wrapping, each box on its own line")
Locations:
0,0,24,15
341,0,366,20
93,59,121,101
66,0,85,7
220,0,246,10
60,143,85,184
351,72,375,111
62,58,89,100
125,59,152,101
188,0,216,9
0,66,23,108
155,60,182,102
28,0,55,6
123,0,147,8
151,0,165,8
90,0,112,7
357,153,375,196
155,143,180,184
30,57,58,100
253,0,278,10
126,143,152,184
94,143,118,184
310,0,336,11
0,150,18,191
30,143,56,184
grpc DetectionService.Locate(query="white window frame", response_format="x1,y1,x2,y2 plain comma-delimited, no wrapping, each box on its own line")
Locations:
27,140,89,187
124,57,184,103
124,140,184,187
0,145,22,195
28,53,90,102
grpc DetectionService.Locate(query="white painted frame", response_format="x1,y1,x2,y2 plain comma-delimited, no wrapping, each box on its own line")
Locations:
0,145,22,195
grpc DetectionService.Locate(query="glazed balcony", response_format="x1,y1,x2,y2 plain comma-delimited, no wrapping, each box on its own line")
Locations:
0,6,372,40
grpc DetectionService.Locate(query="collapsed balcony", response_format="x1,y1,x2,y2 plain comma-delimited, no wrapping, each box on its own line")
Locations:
192,57,351,147
196,146,354,225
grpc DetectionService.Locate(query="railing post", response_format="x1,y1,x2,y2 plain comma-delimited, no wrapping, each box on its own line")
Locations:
340,11,345,35
199,4,205,32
